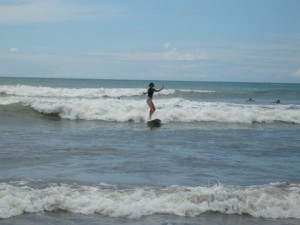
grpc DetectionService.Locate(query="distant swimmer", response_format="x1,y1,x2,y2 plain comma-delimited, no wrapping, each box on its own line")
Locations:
274,99,281,104
143,82,164,120
246,97,255,102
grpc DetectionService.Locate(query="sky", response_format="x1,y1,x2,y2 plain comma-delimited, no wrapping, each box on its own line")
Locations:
0,0,299,83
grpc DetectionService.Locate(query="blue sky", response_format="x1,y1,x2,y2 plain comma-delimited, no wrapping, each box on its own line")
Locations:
0,0,299,82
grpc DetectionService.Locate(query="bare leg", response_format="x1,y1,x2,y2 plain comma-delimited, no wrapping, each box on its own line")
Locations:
147,98,156,120
149,106,155,120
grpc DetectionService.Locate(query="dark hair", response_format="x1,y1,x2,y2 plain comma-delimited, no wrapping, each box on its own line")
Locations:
149,82,155,87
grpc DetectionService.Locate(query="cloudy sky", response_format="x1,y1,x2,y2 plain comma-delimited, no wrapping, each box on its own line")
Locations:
0,0,299,82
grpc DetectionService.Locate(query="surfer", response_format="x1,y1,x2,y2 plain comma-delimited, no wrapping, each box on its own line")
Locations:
246,97,255,102
143,82,164,120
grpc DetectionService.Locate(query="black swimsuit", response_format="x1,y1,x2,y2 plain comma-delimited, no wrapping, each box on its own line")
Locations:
147,87,155,99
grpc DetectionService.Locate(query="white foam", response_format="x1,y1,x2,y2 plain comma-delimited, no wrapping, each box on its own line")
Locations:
0,182,299,219
0,85,174,98
0,85,216,99
177,89,216,93
1,85,300,124
25,98,147,122
2,96,300,124
157,100,300,124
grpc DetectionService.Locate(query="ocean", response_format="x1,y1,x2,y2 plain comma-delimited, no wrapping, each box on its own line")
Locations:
0,77,299,225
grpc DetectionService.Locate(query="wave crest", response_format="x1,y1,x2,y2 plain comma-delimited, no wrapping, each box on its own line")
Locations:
1,181,299,219
1,85,300,124
24,99,300,124
0,85,175,98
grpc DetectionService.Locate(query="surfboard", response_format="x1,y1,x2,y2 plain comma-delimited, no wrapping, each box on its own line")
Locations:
147,119,161,127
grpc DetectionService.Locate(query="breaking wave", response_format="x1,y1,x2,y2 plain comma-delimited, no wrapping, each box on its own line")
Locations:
1,85,300,124
0,181,299,219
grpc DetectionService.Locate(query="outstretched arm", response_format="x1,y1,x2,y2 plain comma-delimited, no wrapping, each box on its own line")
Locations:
156,85,164,92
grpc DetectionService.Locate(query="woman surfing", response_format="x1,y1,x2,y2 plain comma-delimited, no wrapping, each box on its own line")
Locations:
143,82,164,121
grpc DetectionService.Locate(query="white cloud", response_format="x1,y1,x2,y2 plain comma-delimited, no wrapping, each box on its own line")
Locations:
83,43,208,62
164,42,172,50
163,42,207,61
167,50,206,61
9,47,19,53
293,69,300,78
0,0,121,24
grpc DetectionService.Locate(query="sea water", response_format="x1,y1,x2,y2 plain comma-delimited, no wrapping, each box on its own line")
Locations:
0,77,300,225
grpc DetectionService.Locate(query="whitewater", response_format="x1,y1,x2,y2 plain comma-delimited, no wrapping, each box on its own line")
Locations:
1,181,300,219
1,84,299,124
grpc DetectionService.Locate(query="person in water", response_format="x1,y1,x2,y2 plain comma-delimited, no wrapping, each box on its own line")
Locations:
246,97,255,102
143,82,164,120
